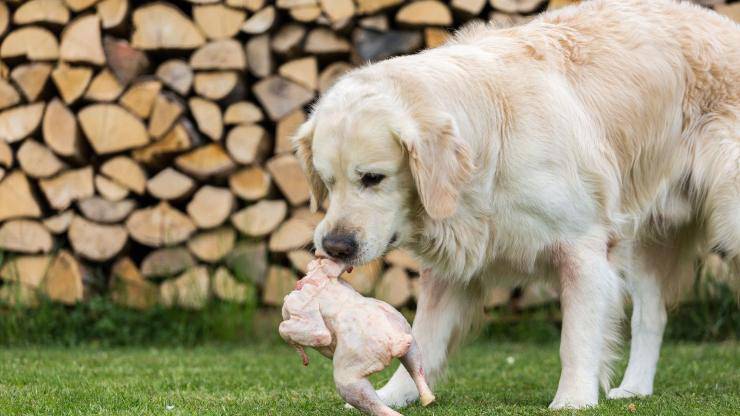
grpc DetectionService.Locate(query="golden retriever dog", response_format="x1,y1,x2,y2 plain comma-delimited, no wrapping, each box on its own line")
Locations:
293,0,739,409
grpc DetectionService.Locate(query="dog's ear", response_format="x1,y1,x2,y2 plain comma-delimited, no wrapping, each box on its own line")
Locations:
399,113,474,220
292,116,327,212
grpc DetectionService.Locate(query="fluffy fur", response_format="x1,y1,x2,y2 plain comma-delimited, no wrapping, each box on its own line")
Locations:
293,0,739,409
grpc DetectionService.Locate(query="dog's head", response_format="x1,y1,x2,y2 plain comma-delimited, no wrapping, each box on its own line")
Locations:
293,73,473,265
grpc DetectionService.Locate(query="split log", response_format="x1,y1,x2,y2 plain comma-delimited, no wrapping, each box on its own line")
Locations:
374,267,411,307
287,249,313,274
39,166,94,210
0,220,53,254
275,109,305,153
102,37,150,85
224,101,263,125
321,0,355,22
43,98,83,158
193,4,246,40
10,63,52,102
241,6,276,34
451,0,486,15
278,57,317,91
0,140,11,168
156,60,193,96
490,0,544,14
271,24,306,56
290,5,321,22
253,76,314,121
64,0,100,12
485,287,510,308
356,0,404,14
396,0,453,26
229,166,271,201
318,61,352,93
95,174,129,201
0,254,51,288
68,215,128,261
0,170,41,221
193,71,240,101
715,3,740,23
189,97,223,141
212,267,250,303
384,248,420,272
131,3,206,50
0,167,4,181
78,196,136,223
78,103,149,154
276,0,317,8
353,29,423,62
228,0,265,11
268,215,314,252
1,26,60,61
43,210,74,234
225,124,270,164
304,28,352,54
262,265,296,306
132,121,194,165
230,199,287,237
187,226,236,262
51,64,92,104
125,202,196,247
359,15,390,31
342,259,383,295
186,185,234,229
141,247,196,278
0,78,21,110
146,167,195,200
424,27,449,48
119,79,162,119
84,69,124,102
97,0,129,29
148,93,184,138
190,39,246,71
169,266,210,309
100,156,147,195
0,102,45,143
60,14,106,65
17,140,67,178
0,2,8,38
42,250,85,304
110,257,158,310
245,34,273,78
225,241,267,285
265,153,311,206
175,143,236,179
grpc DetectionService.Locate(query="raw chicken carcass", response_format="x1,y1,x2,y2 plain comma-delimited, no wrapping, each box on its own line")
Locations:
279,258,435,416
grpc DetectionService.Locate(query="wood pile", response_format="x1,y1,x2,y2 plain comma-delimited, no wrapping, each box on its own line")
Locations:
0,0,734,311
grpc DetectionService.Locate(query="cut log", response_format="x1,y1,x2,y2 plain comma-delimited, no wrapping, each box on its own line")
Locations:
0,2,8,38
290,5,321,22
318,61,352,93
68,215,128,261
359,15,389,31
356,0,404,14
187,226,236,262
384,248,420,272
353,28,423,62
10,63,52,102
171,266,210,309
265,153,311,206
0,140,11,167
38,166,94,210
193,4,246,40
132,121,194,165
230,199,287,237
186,185,234,228
304,28,352,54
0,79,21,110
485,287,510,308
95,174,129,201
65,0,100,11
84,69,124,101
0,220,53,254
175,143,236,179
1,26,60,61
276,0,317,7
262,265,296,306
110,257,158,310
275,109,305,153
100,156,147,195
278,57,317,91
287,249,313,274
131,3,206,50
320,0,355,22
451,0,486,15
42,250,85,304
253,76,314,121
125,202,196,247
225,241,267,285
212,266,250,303
490,0,544,13
78,103,149,154
271,24,306,56
245,34,273,78
141,247,195,278
156,60,193,96
0,166,4,181
146,167,195,200
17,140,67,179
60,14,106,65
715,3,740,23
224,101,263,125
148,93,183,138
396,0,452,26
119,79,162,119
0,254,51,288
241,6,275,34
43,98,82,158
228,0,265,11
96,0,129,29
51,64,92,104
78,196,136,223
43,210,74,234
0,102,45,144
268,216,314,252
225,124,270,164
193,71,240,101
103,37,150,85
0,171,42,221
189,97,222,141
342,259,383,295
374,267,411,308
424,27,449,48
190,39,246,71
229,166,271,201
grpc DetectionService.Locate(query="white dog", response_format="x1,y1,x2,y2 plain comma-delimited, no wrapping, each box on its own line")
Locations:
293,0,739,409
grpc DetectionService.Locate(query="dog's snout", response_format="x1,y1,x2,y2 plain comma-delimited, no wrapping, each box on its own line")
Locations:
322,233,358,260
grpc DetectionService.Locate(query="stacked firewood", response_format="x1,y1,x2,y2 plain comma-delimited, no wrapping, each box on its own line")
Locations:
0,0,736,311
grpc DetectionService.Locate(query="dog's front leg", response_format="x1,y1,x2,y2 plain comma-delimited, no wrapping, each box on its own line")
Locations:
549,234,623,410
376,269,483,408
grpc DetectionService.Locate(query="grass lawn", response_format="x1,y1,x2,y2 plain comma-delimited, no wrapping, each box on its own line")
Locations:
0,341,737,415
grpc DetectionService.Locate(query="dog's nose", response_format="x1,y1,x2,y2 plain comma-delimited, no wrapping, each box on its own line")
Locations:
322,233,358,260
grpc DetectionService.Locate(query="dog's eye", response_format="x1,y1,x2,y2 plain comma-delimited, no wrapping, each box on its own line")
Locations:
360,173,385,188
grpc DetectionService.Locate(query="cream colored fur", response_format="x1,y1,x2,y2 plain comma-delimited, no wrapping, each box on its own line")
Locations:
294,0,739,410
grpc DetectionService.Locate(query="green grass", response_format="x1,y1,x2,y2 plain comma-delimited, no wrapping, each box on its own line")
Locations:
0,341,737,415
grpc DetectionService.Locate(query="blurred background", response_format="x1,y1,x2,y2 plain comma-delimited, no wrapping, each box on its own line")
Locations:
0,0,738,348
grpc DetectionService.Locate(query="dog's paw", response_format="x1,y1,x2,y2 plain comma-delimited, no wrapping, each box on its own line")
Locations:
548,396,597,410
607,386,652,400
343,403,355,410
